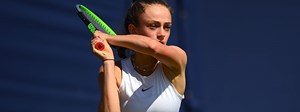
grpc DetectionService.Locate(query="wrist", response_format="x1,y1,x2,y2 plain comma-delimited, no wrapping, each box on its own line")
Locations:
103,58,114,61
103,59,115,65
105,34,114,43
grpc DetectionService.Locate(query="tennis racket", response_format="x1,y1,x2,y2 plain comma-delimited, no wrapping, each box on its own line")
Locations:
76,4,116,51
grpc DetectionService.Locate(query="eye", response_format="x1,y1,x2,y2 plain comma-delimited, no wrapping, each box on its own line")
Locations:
164,26,171,31
148,24,158,30
164,24,171,31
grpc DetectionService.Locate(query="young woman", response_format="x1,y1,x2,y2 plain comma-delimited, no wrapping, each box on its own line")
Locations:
91,0,187,111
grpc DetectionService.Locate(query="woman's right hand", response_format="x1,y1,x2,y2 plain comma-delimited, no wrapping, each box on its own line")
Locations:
91,31,114,61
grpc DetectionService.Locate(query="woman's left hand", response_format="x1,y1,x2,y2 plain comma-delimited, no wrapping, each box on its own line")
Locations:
91,31,114,61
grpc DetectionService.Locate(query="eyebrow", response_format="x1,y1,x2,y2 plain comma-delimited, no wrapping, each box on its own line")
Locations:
146,20,172,25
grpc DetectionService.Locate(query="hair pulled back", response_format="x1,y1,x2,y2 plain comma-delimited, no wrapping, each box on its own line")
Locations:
117,0,172,58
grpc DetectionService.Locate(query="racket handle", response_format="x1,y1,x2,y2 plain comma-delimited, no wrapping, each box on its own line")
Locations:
95,42,105,51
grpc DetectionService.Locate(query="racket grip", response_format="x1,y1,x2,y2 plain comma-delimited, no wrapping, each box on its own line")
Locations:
95,42,105,51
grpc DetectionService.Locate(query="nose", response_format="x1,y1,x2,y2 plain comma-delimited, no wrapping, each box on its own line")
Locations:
157,27,166,41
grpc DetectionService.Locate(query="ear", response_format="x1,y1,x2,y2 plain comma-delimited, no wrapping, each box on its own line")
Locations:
128,24,137,34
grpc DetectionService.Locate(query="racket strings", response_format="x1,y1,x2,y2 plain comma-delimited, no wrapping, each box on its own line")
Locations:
81,5,116,35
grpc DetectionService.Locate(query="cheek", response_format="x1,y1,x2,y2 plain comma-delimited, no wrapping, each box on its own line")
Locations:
165,36,170,42
166,32,171,37
137,28,156,38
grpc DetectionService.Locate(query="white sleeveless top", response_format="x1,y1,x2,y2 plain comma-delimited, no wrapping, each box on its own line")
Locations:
119,57,184,112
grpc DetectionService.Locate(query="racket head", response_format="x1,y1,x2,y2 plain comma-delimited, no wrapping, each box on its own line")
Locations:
76,4,116,35
76,4,121,51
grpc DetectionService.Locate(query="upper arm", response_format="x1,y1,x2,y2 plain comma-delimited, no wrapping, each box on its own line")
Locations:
97,62,122,112
150,43,187,74
98,61,122,89
98,65,105,90
151,44,187,95
98,65,105,112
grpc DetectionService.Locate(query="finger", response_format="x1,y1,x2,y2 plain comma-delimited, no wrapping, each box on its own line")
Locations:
92,32,99,39
92,30,102,38
95,30,102,34
91,37,104,44
93,30,101,37
91,38,97,45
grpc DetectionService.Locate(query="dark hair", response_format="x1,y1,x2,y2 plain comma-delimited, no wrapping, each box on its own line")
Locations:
125,0,173,33
117,0,173,58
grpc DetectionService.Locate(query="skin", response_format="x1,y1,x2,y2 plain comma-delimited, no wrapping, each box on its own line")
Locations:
92,4,187,112
91,37,120,112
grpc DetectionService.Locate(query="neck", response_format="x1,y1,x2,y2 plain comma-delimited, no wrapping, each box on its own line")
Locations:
131,53,158,76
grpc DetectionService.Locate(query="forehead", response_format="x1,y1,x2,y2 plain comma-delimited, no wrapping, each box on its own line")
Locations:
139,4,172,23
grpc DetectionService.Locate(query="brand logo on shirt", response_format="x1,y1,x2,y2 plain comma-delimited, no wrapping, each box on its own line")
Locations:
141,86,153,92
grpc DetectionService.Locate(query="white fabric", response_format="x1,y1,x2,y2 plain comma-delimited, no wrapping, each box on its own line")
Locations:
119,57,184,112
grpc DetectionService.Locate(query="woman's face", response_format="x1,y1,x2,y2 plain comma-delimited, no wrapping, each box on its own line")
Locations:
135,4,172,45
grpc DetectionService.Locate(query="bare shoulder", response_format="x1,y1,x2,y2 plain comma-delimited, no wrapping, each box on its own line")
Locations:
169,45,187,63
164,45,187,73
162,45,187,95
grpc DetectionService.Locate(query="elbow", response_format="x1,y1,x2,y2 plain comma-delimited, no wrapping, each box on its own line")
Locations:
147,40,163,55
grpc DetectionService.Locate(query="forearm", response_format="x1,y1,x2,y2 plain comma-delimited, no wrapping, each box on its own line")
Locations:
102,60,120,112
107,34,159,55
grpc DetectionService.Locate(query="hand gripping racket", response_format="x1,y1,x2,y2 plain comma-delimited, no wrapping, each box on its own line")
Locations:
76,4,116,51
